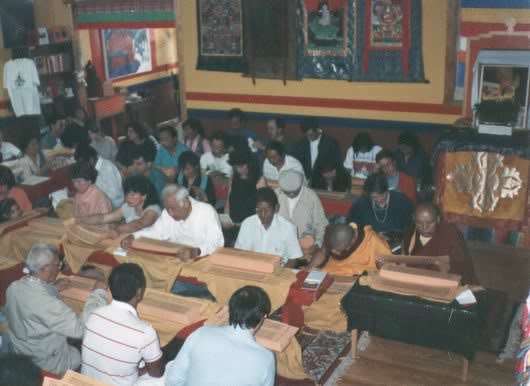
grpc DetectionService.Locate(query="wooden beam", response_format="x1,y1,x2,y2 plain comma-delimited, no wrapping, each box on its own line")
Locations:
174,0,187,121
443,0,462,108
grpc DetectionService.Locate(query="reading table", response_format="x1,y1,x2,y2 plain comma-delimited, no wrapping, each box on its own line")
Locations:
341,274,484,381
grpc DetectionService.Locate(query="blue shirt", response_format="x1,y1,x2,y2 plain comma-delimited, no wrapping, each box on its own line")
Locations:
165,325,275,386
153,143,190,169
130,168,167,200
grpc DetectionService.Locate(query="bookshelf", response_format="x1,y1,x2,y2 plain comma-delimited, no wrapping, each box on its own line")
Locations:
28,41,77,121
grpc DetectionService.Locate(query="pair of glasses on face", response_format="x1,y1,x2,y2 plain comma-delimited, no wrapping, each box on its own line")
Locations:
280,189,300,198
45,259,64,270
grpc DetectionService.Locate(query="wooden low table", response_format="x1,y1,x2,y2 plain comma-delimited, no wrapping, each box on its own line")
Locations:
341,275,483,381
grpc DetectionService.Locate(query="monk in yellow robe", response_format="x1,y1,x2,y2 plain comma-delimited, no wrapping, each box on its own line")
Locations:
308,223,390,276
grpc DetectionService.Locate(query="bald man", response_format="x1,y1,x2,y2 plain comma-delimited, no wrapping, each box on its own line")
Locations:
308,223,391,276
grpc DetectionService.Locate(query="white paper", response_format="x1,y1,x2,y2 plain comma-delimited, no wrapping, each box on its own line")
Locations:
456,289,477,305
218,213,233,224
21,175,50,185
113,247,128,257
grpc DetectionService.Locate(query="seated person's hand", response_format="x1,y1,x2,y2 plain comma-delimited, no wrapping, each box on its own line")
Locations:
375,255,386,270
93,279,108,291
306,249,326,270
121,234,134,249
190,186,207,202
253,140,266,151
176,247,200,262
54,278,71,292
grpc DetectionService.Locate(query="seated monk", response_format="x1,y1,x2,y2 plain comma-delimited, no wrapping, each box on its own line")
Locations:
402,201,478,285
308,223,391,276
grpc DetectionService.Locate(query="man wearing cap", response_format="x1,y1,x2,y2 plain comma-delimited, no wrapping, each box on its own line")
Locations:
276,170,328,251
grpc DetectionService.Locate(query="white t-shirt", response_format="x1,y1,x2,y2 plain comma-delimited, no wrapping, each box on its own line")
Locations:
343,145,383,178
0,142,22,160
3,59,41,117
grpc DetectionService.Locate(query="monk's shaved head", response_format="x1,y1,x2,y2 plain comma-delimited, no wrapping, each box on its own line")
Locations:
330,224,356,250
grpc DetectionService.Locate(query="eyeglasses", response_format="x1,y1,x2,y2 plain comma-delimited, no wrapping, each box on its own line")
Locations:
280,189,300,198
45,259,64,270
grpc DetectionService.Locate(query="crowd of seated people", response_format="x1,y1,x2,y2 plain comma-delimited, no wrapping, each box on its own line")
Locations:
0,105,488,384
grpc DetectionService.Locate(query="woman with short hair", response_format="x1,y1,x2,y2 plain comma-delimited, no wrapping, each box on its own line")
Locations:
76,175,161,237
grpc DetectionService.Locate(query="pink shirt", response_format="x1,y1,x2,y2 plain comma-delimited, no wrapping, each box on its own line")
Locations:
73,184,112,229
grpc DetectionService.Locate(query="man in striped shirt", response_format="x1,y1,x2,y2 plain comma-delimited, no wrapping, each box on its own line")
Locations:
81,263,163,385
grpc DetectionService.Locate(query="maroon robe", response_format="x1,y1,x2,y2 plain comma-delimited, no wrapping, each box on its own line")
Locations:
402,221,478,285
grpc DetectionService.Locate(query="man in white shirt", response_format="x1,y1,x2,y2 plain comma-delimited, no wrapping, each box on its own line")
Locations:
165,286,275,386
75,145,124,208
122,184,224,261
296,117,340,186
262,140,305,183
199,131,233,177
235,187,302,267
82,263,163,386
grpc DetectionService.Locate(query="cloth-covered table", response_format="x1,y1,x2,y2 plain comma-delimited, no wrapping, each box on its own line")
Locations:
340,274,483,360
178,257,298,312
341,275,486,381
0,227,63,263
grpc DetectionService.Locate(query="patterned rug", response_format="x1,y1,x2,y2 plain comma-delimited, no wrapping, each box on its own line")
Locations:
275,326,352,386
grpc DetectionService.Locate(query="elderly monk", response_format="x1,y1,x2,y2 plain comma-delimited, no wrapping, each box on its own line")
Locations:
402,201,478,285
5,243,108,375
308,223,391,276
122,184,224,261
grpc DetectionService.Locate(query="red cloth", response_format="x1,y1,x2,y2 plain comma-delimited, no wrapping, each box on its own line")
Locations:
402,221,478,285
8,187,32,212
397,171,417,204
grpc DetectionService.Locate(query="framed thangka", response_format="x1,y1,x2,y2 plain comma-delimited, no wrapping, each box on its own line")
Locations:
297,0,354,80
102,29,152,80
196,0,247,72
303,0,348,56
353,0,424,82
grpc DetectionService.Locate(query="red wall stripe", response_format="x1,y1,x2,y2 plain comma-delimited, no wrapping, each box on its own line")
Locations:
461,21,530,37
186,92,462,115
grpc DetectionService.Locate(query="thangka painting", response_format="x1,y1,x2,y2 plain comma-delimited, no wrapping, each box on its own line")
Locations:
368,0,405,48
199,0,242,56
303,0,348,56
102,29,152,80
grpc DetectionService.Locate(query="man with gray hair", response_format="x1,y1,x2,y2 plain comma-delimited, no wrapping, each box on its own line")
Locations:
122,184,224,261
5,243,108,375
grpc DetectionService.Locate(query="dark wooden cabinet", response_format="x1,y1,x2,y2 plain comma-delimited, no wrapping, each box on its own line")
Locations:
28,41,77,123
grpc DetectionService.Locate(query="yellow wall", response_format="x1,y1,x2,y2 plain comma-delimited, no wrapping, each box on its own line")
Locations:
180,0,457,124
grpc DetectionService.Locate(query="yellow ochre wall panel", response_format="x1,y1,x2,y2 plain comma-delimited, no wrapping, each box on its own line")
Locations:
181,0,458,123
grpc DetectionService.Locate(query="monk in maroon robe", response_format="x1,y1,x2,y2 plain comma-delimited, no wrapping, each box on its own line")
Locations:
402,201,478,285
